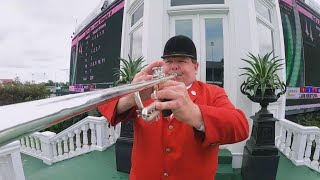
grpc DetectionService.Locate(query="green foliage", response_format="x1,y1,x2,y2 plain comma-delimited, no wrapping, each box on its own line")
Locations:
296,112,320,128
240,52,286,98
0,81,50,106
113,55,145,86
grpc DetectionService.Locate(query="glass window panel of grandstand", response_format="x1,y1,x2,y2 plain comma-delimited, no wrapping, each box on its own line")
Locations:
171,0,224,6
175,19,193,40
255,0,272,23
130,26,143,59
131,3,144,26
257,21,274,56
204,18,224,87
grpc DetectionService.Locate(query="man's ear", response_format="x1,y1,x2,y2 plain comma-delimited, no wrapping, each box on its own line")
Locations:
194,62,199,72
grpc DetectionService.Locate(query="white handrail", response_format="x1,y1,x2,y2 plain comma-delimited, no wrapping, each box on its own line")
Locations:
20,116,120,165
276,118,320,173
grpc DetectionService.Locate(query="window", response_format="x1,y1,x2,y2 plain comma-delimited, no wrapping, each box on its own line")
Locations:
128,3,144,59
204,18,224,87
131,3,144,26
171,0,224,6
175,19,193,39
257,21,274,56
255,0,275,56
130,26,143,59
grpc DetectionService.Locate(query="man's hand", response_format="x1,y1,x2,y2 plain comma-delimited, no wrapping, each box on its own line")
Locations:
116,60,165,114
152,80,204,129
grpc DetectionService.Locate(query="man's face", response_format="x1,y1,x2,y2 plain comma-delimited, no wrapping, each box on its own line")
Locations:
162,56,198,86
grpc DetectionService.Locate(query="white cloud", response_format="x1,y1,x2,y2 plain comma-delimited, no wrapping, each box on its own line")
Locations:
0,0,102,83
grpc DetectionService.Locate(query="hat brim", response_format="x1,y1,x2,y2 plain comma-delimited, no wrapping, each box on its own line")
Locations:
161,53,196,60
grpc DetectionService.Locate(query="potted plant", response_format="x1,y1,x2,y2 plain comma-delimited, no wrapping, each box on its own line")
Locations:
113,55,145,173
240,52,286,108
240,52,286,180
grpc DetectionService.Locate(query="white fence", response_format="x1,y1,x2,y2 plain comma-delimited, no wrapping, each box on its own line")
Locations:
20,116,121,165
0,141,25,180
276,118,320,173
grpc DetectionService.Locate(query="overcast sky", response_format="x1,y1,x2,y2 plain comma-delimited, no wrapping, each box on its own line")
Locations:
0,0,102,83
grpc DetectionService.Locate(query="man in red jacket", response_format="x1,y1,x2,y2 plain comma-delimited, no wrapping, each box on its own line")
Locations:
99,35,249,180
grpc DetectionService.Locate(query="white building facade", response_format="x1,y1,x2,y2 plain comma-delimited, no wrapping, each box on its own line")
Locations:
119,0,287,168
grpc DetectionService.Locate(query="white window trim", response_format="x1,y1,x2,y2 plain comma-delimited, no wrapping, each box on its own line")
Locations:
168,0,230,7
123,0,144,58
127,0,143,15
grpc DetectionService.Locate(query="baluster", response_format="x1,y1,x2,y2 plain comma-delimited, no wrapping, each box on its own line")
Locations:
311,135,320,168
74,129,81,152
90,123,97,148
115,123,121,139
109,126,115,144
25,136,31,150
279,127,286,152
284,130,292,156
62,136,69,157
304,134,315,164
68,132,75,154
52,142,58,159
276,123,282,148
81,124,89,150
20,137,26,149
289,131,297,159
57,140,63,158
30,136,36,152
35,137,41,153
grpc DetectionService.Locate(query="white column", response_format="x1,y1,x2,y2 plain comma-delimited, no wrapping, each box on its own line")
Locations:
68,132,75,154
0,141,26,180
95,120,108,151
284,130,292,156
90,123,97,149
311,135,320,168
62,136,69,157
279,126,286,152
30,136,36,152
81,124,89,150
74,129,82,152
39,131,56,165
25,136,31,150
290,132,307,165
304,134,315,164
52,142,58,159
20,137,26,149
57,140,63,158
289,131,297,159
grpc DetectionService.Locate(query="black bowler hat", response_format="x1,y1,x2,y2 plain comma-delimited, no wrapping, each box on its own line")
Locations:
161,35,197,60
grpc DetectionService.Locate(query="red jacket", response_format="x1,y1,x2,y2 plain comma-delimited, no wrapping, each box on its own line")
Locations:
98,81,249,180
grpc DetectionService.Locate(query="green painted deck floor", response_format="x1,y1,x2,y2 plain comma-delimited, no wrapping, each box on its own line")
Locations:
22,145,320,180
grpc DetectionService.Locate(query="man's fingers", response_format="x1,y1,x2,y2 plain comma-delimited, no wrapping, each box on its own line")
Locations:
132,74,153,83
158,80,184,90
141,60,165,74
155,100,178,111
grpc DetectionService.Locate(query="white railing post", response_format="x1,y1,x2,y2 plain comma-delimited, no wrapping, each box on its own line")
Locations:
311,135,320,169
279,126,286,152
62,136,69,158
90,123,97,149
304,134,315,165
38,131,56,165
81,124,89,150
68,132,75,156
74,129,81,152
96,120,108,151
290,132,307,165
284,130,293,156
0,141,25,180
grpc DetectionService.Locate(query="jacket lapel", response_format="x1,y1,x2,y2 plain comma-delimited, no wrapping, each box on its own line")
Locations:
188,81,202,102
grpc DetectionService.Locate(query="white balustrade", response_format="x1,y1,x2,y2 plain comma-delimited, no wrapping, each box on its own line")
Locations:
277,118,320,173
18,116,120,165
0,141,26,180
